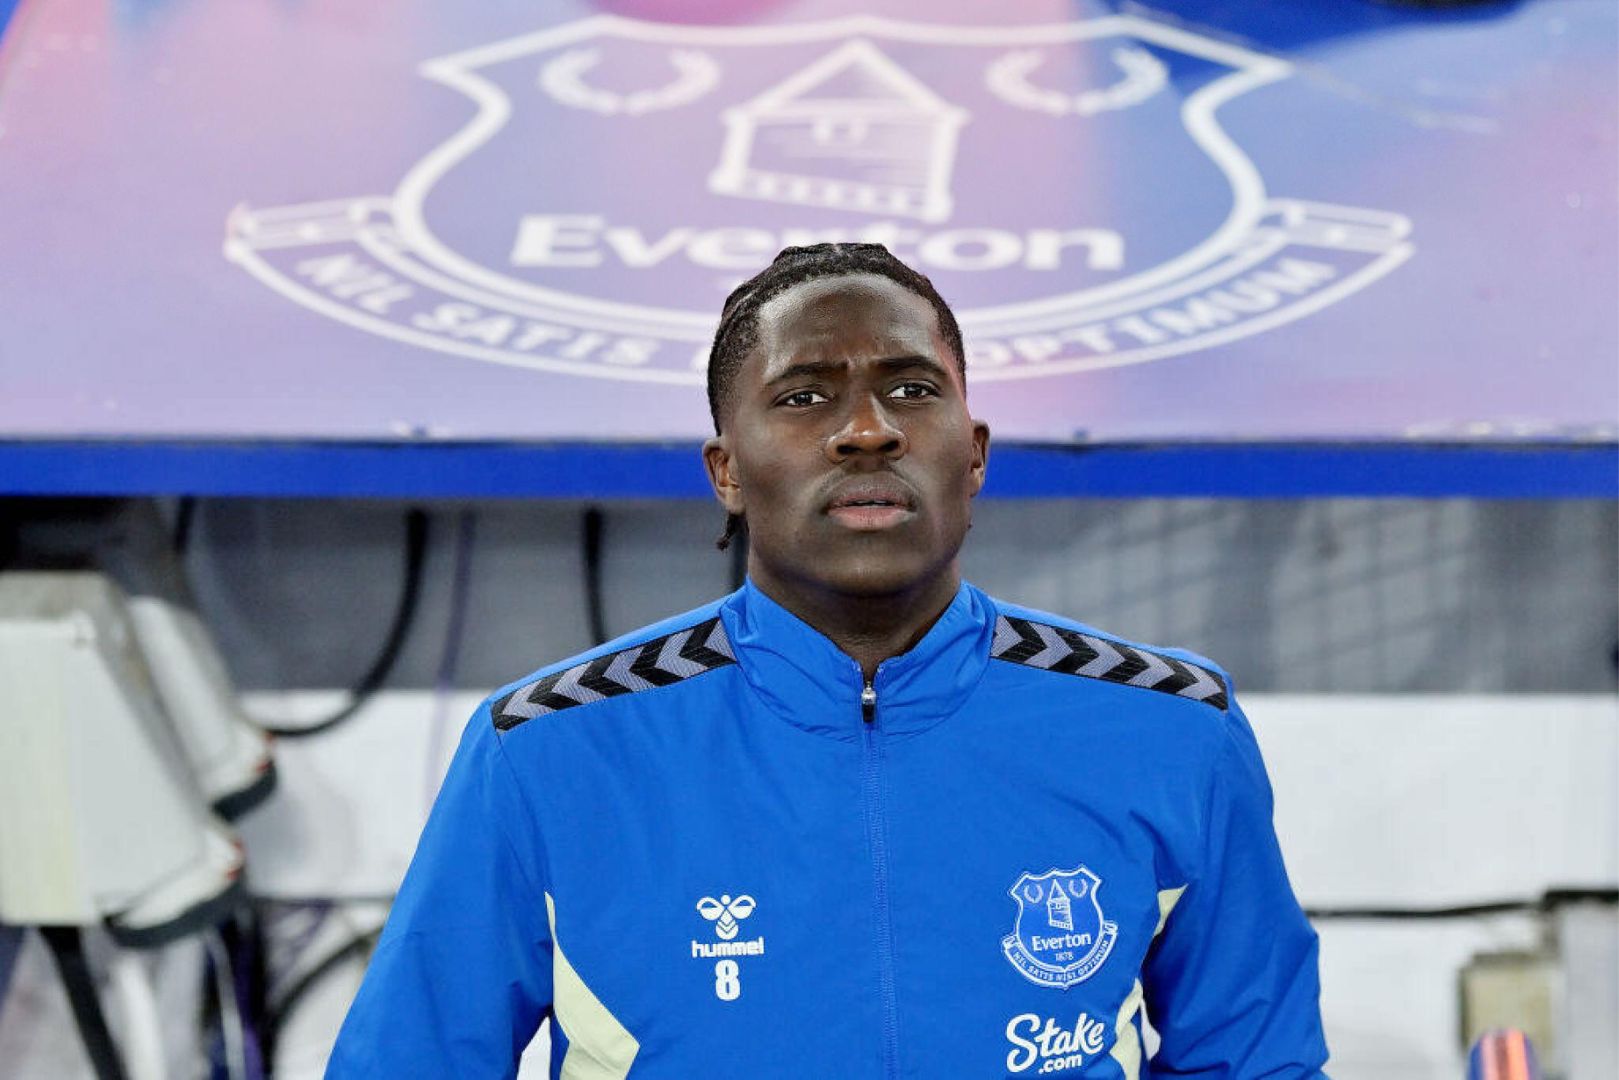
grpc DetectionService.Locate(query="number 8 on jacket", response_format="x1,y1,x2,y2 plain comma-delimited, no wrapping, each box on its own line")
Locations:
714,959,741,1001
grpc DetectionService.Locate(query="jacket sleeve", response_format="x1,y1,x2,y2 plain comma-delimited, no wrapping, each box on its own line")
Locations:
1142,690,1330,1079
327,703,553,1078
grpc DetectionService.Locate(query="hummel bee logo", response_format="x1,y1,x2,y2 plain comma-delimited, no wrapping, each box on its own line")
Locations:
695,893,756,940
691,892,765,1003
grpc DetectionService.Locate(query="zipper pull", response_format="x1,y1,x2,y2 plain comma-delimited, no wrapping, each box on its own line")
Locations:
861,682,877,724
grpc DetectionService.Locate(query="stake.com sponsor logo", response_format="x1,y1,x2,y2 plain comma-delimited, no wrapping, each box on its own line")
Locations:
1005,1011,1109,1074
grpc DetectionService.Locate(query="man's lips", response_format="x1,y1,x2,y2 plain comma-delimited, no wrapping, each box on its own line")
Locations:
824,478,916,529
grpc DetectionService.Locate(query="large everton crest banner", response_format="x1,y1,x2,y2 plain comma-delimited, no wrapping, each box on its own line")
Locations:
227,17,1412,389
0,0,1614,457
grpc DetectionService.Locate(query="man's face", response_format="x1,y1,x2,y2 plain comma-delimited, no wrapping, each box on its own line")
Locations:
703,273,989,603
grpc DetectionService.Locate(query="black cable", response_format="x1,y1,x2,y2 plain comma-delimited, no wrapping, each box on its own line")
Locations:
38,926,129,1080
256,509,430,739
1306,887,1618,921
1309,900,1538,920
172,496,198,557
0,504,20,573
583,506,607,646
264,928,380,1067
0,924,21,1005
224,910,269,1078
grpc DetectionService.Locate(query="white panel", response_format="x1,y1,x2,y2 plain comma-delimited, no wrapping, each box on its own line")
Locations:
0,573,217,924
1248,695,1619,907
1558,904,1619,1080
236,690,481,899
1314,916,1544,1080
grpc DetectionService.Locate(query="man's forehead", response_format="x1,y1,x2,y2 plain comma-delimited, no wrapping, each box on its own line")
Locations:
758,273,934,325
751,274,943,373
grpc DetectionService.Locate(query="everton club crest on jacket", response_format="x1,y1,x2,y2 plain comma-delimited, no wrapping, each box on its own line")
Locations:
330,581,1329,1079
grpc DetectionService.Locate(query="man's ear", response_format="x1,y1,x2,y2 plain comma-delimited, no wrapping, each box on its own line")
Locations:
968,419,990,497
703,435,745,514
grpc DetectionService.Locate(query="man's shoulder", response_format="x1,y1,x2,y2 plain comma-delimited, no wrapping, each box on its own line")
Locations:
485,596,737,734
979,593,1232,714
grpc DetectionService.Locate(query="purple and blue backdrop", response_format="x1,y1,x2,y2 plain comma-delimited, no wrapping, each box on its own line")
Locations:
0,0,1613,495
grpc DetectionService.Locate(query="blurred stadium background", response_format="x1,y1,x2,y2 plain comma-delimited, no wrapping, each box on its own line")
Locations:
0,1,1614,1077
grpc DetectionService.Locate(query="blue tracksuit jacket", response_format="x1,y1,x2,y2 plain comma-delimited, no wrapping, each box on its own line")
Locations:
330,580,1329,1078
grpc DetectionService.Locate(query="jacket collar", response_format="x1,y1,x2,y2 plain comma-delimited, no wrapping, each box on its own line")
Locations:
718,578,995,741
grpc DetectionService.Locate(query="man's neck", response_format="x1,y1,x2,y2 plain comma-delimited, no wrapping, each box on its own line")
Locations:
748,567,962,682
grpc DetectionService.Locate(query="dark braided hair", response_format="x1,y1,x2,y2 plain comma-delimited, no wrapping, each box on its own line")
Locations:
705,243,967,550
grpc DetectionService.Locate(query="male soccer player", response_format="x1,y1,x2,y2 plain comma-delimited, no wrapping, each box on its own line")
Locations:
329,244,1329,1078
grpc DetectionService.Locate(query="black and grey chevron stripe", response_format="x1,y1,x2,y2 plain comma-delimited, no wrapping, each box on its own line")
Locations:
492,616,736,731
990,615,1228,711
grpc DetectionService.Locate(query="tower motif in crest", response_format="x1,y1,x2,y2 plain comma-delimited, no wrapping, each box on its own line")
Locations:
1046,880,1074,931
709,38,968,223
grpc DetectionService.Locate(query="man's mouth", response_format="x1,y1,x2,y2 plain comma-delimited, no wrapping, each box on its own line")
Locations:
826,482,916,530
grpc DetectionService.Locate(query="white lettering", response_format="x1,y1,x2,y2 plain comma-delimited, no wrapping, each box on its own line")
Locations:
1150,297,1239,336
689,936,766,958
297,253,370,288
407,304,655,363
1048,256,1340,359
603,226,695,268
1006,1014,1041,1072
355,284,414,314
1061,325,1116,354
412,302,484,334
510,214,604,267
917,228,1022,271
1031,932,1093,951
558,331,608,359
1012,335,1063,363
1025,228,1124,271
853,223,923,255
1251,257,1337,295
602,337,660,366
1113,315,1169,345
453,314,518,347
1006,1012,1109,1074
686,227,776,270
964,340,1015,369
296,254,415,311
510,323,570,351
508,216,1122,272
1206,281,1280,314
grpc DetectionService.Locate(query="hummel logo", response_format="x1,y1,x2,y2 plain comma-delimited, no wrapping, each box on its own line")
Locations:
695,893,756,941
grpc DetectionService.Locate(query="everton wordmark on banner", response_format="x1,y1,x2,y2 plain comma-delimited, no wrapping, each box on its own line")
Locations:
225,15,1413,385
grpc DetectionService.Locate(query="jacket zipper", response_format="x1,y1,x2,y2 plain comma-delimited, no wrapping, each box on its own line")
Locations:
860,675,900,1080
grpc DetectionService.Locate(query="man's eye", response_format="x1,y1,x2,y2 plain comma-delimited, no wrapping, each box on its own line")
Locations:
780,389,827,407
888,382,938,400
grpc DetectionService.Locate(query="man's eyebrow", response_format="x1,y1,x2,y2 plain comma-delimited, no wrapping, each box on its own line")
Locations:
763,355,950,385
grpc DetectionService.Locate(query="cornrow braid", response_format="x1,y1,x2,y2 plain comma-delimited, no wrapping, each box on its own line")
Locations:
705,242,966,433
715,509,746,552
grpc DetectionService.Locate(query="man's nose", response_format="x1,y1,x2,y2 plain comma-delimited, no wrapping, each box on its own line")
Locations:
827,392,906,461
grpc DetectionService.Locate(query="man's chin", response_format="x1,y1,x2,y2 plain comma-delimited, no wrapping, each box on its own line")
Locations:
812,554,955,602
